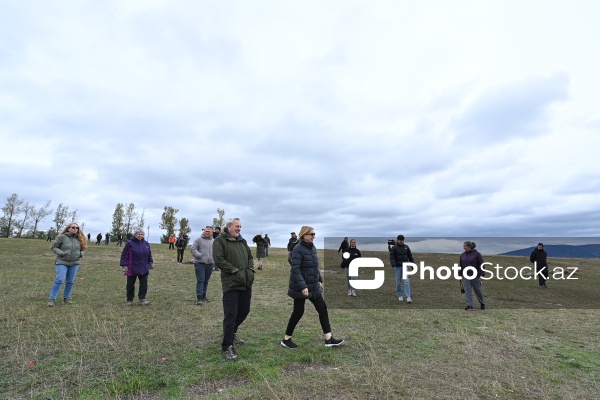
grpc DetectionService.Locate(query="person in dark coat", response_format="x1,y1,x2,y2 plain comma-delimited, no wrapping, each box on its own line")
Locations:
459,241,486,311
287,232,298,266
120,227,154,306
341,239,362,297
280,226,345,349
252,234,266,270
530,243,548,288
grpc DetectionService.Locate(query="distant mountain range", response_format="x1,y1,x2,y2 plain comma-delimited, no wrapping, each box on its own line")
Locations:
501,244,600,258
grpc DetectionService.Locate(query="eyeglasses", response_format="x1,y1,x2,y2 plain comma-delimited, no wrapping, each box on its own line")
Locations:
308,233,316,236
69,226,79,230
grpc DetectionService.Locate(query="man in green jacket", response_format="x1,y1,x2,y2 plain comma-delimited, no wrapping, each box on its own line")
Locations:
213,217,255,362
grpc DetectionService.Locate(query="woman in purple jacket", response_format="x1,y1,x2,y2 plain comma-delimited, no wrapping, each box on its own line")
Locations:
459,241,486,311
120,227,154,306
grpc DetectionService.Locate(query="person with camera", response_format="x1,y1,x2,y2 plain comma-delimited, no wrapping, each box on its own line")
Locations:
459,241,486,311
341,239,361,296
389,235,414,303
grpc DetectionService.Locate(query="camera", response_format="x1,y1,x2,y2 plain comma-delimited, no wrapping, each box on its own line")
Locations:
387,239,395,246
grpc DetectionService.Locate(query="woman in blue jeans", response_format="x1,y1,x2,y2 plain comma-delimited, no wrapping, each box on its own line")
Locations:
48,223,87,306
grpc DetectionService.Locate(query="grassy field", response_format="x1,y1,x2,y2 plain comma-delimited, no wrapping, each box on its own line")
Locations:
0,238,599,399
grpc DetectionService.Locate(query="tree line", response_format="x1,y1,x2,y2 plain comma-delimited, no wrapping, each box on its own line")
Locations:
1,193,226,243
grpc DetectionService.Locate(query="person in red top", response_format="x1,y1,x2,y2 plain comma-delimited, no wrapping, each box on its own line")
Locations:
168,234,176,250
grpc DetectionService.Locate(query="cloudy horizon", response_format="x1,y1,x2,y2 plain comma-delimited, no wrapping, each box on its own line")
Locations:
2,1,599,247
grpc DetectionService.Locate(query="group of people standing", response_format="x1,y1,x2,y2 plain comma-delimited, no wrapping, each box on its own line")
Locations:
46,221,550,362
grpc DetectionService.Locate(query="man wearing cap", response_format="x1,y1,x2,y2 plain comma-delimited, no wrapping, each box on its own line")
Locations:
530,243,548,288
213,218,254,362
287,232,298,266
389,235,414,303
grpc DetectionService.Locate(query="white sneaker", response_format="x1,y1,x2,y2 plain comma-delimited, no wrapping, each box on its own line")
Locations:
398,296,403,302
348,290,352,296
351,290,357,297
406,297,412,303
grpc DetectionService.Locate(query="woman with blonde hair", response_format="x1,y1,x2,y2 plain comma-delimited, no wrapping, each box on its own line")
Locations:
280,226,344,349
48,222,88,306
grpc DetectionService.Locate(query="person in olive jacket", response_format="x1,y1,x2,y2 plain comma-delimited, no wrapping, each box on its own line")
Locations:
48,222,88,306
280,226,345,349
120,227,154,306
213,218,254,362
530,243,548,288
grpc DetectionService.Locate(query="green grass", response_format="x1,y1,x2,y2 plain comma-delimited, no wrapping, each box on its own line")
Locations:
0,238,599,399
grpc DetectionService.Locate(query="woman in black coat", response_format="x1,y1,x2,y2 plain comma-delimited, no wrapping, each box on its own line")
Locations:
280,226,345,349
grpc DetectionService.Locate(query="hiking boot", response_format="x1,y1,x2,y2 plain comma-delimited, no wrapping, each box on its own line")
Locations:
324,336,345,347
223,345,238,362
63,298,73,305
280,338,298,349
233,333,245,346
126,300,133,306
406,297,412,304
465,306,475,311
139,299,150,306
47,299,55,307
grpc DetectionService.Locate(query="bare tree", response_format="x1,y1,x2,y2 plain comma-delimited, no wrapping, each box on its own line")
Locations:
124,203,137,235
53,203,69,233
213,208,226,230
2,193,24,238
16,202,34,238
69,209,78,223
31,200,53,239
136,208,146,232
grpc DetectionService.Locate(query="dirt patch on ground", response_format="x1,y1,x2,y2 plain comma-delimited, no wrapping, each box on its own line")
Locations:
187,377,252,396
282,362,340,376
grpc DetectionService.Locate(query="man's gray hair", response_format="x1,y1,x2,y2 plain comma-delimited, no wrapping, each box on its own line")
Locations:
225,218,241,228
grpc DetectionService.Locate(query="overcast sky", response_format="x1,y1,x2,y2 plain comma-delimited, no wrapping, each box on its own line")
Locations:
1,1,599,247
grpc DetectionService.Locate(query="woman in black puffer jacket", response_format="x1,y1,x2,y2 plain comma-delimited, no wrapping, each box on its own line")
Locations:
280,226,345,349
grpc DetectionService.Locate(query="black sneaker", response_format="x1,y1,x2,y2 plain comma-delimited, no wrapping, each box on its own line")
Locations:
195,299,203,305
324,337,345,347
223,345,238,362
233,333,245,346
480,303,486,310
203,297,210,303
280,338,298,349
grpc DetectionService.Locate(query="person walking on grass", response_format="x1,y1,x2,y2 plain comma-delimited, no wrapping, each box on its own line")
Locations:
264,233,271,256
252,234,266,270
48,223,87,306
459,241,486,311
530,243,548,288
120,227,154,306
389,234,414,303
213,218,254,362
176,233,189,264
341,239,361,297
191,226,215,305
280,226,345,349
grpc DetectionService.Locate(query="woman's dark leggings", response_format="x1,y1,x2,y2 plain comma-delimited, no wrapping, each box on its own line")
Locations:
285,294,331,337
